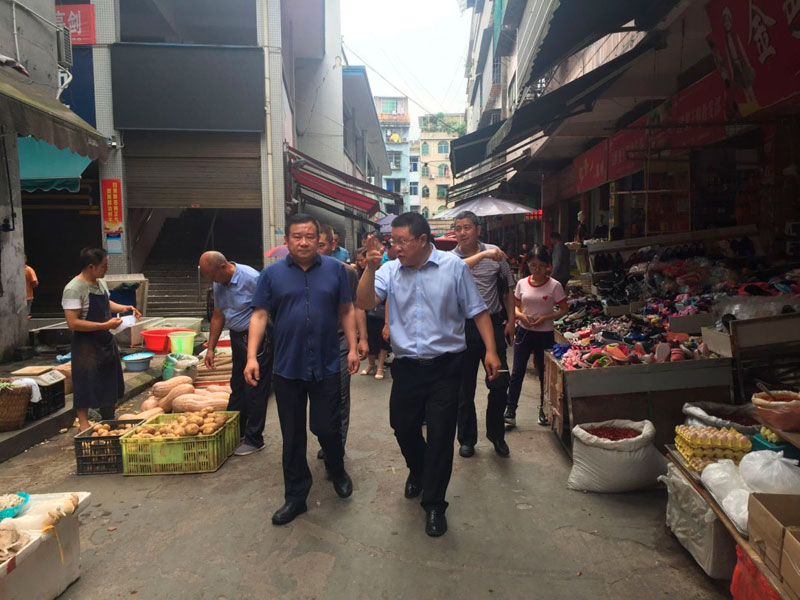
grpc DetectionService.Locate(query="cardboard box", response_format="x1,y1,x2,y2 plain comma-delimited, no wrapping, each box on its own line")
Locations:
701,326,732,357
748,493,800,577
783,527,800,600
669,313,715,334
53,363,73,395
10,366,53,377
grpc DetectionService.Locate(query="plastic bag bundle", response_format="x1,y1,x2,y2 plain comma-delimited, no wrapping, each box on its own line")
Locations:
682,401,760,436
738,450,800,494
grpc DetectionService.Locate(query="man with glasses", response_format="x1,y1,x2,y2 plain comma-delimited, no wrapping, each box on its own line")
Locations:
245,213,360,526
357,212,502,537
451,211,515,459
331,229,351,263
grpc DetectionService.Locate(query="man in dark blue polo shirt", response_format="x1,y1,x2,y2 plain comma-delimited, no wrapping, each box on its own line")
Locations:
245,213,360,526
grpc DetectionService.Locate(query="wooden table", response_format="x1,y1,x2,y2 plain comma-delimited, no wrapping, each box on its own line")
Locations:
666,448,794,599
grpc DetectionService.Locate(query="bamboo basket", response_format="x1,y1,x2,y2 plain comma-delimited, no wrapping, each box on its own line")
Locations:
0,379,31,432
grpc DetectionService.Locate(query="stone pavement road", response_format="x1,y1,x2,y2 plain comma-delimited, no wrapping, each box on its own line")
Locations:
1,362,729,600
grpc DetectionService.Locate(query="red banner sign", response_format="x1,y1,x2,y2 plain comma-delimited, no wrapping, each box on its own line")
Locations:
56,5,96,46
706,0,800,116
575,139,608,193
101,179,123,234
556,163,577,200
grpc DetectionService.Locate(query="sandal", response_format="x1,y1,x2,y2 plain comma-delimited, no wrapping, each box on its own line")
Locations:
374,369,385,380
360,366,376,376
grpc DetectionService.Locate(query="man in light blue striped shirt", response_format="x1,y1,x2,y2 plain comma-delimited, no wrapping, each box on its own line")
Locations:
357,212,501,538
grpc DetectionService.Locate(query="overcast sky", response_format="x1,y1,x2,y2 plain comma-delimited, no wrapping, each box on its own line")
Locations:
341,0,471,138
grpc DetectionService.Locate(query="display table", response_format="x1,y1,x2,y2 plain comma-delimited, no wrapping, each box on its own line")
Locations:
543,352,734,453
664,451,795,599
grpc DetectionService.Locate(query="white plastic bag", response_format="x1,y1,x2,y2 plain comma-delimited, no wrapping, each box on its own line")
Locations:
739,450,800,494
567,419,667,493
721,489,750,533
701,459,751,502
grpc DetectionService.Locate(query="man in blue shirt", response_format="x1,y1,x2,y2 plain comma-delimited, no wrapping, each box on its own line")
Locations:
199,251,272,456
245,214,360,526
331,229,351,263
357,212,502,537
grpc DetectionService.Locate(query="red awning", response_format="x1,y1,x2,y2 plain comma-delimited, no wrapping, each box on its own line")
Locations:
291,168,380,215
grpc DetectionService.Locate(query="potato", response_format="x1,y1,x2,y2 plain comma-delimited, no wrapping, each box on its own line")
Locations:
92,424,105,432
184,424,200,436
201,407,215,415
177,416,188,425
173,426,186,436
91,432,100,437
187,416,204,427
144,426,156,434
140,433,154,438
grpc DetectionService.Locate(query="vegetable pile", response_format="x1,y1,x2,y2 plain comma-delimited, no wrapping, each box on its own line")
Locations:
761,426,783,443
195,353,233,383
88,423,136,437
1,493,79,531
0,494,24,511
127,407,228,439
118,375,232,420
584,426,641,441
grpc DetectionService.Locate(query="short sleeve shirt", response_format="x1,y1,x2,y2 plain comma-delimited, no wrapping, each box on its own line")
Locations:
25,266,38,300
212,263,260,332
62,277,109,320
452,242,514,315
374,247,487,359
515,276,566,332
252,254,352,381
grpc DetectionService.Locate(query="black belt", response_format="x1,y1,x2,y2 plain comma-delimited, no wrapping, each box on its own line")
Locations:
394,352,460,368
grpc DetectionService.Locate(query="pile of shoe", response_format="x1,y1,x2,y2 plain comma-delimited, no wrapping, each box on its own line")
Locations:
558,338,712,371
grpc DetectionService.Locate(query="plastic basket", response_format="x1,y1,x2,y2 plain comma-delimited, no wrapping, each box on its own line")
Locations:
120,411,239,475
26,379,66,421
0,492,29,519
74,419,144,475
141,328,193,353
751,433,800,461
168,331,197,355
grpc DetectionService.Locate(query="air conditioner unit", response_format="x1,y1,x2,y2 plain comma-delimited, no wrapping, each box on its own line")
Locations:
367,176,376,185
57,27,73,68
401,187,409,194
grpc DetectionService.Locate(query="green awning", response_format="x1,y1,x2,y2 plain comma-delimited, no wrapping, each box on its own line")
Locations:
17,136,91,193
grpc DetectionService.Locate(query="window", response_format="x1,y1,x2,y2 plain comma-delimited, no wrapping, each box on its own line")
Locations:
422,186,430,198
421,164,430,177
422,207,430,218
438,164,450,177
410,156,419,172
492,56,501,85
388,151,402,170
381,99,398,114
409,182,418,196
421,142,429,155
437,185,448,199
437,141,449,154
489,110,501,125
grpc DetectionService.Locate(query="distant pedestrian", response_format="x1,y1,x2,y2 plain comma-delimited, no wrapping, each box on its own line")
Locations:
317,224,369,458
505,247,568,428
357,212,501,537
24,254,38,318
199,251,272,456
550,232,570,290
245,213,360,526
518,243,529,277
63,248,140,433
452,211,515,458
331,229,351,263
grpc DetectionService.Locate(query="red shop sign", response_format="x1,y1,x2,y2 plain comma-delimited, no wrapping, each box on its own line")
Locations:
663,72,729,148
55,5,96,46
575,139,608,193
556,163,577,200
101,179,123,234
608,116,647,181
706,0,800,116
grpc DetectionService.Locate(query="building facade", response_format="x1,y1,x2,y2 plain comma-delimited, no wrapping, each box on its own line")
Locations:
408,140,420,213
374,96,411,214
419,113,464,219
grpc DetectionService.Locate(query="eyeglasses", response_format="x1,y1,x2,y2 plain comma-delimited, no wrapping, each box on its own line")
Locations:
389,235,421,248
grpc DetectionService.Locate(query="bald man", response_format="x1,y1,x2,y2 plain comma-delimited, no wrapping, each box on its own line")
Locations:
199,251,273,455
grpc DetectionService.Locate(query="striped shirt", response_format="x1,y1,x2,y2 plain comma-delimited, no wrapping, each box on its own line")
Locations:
452,242,515,315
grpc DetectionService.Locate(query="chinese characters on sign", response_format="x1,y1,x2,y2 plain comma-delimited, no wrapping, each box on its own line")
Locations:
55,5,96,46
101,179,123,234
575,140,608,193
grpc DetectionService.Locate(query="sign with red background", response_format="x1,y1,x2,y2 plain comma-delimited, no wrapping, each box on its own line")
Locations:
101,179,123,234
55,5,96,46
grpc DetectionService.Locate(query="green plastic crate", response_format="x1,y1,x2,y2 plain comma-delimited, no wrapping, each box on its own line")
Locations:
120,411,240,475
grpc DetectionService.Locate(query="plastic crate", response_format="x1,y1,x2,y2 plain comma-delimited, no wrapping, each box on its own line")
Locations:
751,433,800,461
26,380,65,420
120,411,239,475
74,419,144,475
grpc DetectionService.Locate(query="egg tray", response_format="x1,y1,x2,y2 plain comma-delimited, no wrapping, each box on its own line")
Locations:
675,436,747,464
674,425,752,452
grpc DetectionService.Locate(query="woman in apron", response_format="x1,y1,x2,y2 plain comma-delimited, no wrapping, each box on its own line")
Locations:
62,248,140,432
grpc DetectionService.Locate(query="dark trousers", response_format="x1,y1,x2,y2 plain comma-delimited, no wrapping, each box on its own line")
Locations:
338,334,350,446
389,352,464,513
506,327,555,409
457,315,510,445
229,329,273,447
273,374,345,503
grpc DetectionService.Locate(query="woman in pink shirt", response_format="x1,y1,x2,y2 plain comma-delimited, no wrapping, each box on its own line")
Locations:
505,248,568,427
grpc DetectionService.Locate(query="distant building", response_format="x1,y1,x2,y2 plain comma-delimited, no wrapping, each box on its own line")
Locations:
374,96,411,214
409,140,420,213
418,113,465,220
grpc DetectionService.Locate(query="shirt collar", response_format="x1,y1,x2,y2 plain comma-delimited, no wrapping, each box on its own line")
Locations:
286,253,322,269
226,263,240,287
453,241,486,258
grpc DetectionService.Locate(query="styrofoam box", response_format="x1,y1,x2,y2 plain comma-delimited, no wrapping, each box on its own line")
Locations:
0,492,91,600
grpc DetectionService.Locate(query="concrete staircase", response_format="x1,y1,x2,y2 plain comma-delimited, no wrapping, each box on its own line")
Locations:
143,210,263,317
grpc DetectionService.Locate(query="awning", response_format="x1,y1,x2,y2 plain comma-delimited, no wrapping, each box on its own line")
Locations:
300,194,380,228
17,136,91,193
486,32,663,158
0,69,108,162
523,0,679,88
288,146,400,217
437,196,538,220
450,120,504,177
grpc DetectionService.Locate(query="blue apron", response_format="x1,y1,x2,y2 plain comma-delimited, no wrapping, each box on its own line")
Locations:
71,289,124,409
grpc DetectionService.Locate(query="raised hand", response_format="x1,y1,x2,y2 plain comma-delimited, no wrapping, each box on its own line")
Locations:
365,234,383,270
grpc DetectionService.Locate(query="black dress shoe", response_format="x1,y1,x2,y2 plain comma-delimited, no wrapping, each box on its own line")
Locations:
272,501,307,526
487,436,510,457
459,444,475,458
425,509,447,537
404,474,422,499
332,470,353,498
